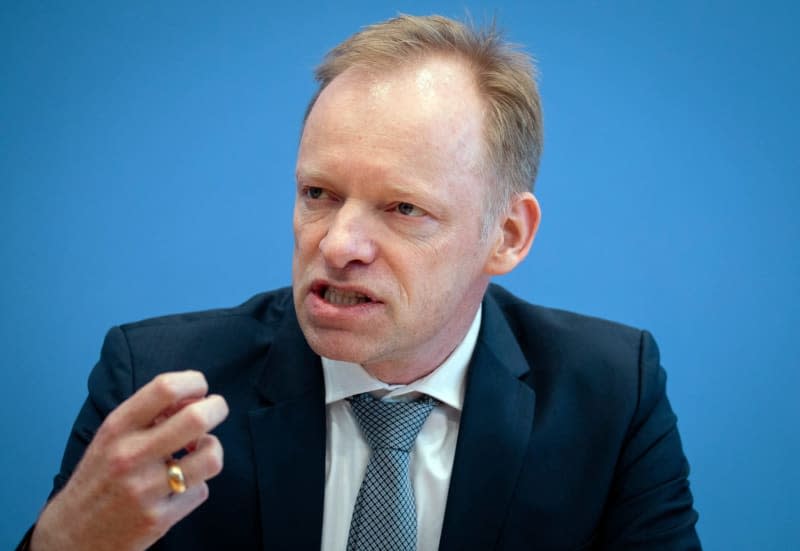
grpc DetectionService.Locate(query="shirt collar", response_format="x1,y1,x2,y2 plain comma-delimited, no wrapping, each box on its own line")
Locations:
321,305,482,411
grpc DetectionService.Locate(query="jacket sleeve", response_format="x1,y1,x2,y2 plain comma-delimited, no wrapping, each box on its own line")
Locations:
598,330,701,549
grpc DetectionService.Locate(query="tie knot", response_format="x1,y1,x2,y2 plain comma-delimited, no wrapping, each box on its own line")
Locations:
348,393,436,452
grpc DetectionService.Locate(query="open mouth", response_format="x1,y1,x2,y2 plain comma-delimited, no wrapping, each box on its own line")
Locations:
313,283,375,306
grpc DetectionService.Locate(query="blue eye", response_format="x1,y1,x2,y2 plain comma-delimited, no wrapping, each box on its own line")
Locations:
396,202,425,217
306,187,324,199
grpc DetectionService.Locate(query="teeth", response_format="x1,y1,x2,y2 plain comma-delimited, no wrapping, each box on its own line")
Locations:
324,287,371,306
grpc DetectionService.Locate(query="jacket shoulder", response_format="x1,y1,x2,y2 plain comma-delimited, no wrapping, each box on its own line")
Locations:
486,283,646,357
484,283,657,411
108,287,296,389
119,287,294,334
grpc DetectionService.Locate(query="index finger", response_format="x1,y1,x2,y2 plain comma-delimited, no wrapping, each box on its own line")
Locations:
107,371,209,432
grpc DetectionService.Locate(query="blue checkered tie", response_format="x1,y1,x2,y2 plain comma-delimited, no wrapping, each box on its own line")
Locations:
346,392,436,551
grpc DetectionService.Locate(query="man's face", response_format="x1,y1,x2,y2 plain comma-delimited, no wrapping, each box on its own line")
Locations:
292,58,497,381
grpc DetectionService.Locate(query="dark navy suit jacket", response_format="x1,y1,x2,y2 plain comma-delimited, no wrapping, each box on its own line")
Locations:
43,284,700,550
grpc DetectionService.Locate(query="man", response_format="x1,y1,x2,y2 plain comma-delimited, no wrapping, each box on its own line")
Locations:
22,14,700,551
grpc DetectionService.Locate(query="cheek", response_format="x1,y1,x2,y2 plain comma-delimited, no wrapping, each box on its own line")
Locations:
422,236,488,293
292,227,317,278
392,242,453,300
294,214,325,254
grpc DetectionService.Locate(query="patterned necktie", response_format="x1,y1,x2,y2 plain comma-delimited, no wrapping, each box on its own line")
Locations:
346,392,436,551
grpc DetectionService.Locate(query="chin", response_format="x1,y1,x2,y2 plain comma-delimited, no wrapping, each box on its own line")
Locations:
303,328,373,365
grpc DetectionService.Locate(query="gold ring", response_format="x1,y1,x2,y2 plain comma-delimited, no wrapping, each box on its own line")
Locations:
166,459,187,494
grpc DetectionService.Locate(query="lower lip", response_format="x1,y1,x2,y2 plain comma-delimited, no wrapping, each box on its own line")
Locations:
305,291,383,323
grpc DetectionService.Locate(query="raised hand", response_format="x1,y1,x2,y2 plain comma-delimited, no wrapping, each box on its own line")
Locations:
30,370,229,551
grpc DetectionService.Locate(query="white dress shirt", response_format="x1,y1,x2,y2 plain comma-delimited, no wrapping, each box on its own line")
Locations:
320,306,482,551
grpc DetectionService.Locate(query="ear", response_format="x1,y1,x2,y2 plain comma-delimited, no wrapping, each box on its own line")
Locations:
484,192,541,276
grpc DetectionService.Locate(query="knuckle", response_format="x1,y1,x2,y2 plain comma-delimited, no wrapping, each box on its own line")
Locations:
183,403,209,432
119,475,148,504
206,433,222,450
152,374,180,403
99,405,132,441
95,416,119,442
138,507,162,533
107,444,138,477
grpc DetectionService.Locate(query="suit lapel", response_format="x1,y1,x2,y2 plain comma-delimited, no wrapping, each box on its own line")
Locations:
439,292,537,551
248,307,326,550
243,289,535,549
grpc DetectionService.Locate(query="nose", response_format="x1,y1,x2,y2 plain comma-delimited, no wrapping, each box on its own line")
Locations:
319,202,377,269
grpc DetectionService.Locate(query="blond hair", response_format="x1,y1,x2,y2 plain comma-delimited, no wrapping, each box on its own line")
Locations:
305,14,543,230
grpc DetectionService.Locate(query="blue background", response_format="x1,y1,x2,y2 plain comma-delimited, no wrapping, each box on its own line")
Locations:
2,1,798,549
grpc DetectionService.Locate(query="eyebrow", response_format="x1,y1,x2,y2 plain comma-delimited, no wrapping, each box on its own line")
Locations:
298,164,431,192
295,166,327,183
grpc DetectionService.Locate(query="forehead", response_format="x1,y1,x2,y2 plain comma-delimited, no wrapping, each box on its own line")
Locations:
299,58,486,180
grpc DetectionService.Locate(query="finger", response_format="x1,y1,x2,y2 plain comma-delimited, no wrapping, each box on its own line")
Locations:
107,371,209,432
152,397,203,427
165,434,224,492
147,394,229,458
